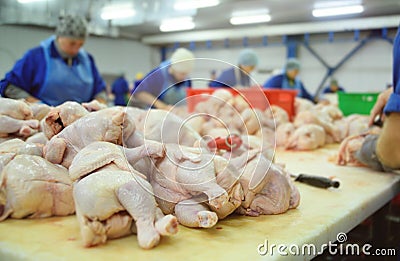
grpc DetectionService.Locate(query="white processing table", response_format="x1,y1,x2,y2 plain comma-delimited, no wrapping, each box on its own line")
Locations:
0,145,399,260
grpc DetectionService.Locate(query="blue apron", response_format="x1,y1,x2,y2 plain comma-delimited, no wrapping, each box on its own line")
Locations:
282,73,302,97
234,67,251,88
158,60,189,105
39,36,94,106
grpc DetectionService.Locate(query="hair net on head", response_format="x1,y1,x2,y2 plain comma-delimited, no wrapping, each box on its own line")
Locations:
238,49,258,67
56,14,88,39
330,78,338,85
170,48,195,74
285,58,301,71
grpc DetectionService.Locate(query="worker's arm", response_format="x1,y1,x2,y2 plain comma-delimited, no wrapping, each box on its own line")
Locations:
368,87,392,126
134,91,172,110
209,68,233,88
355,27,400,171
263,75,283,88
4,84,40,103
0,46,44,100
299,83,316,103
94,90,107,104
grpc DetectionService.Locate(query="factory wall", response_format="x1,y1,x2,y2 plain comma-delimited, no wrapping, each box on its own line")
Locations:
299,39,393,94
171,30,394,94
0,25,157,88
1,25,394,96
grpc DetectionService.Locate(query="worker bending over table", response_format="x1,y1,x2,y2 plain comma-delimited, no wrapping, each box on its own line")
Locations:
130,48,195,110
0,14,107,106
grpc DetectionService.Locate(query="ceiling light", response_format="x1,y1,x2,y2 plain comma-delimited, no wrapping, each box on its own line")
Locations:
312,5,364,17
160,17,195,32
230,14,271,25
17,0,48,3
101,3,136,20
174,0,220,10
314,0,362,9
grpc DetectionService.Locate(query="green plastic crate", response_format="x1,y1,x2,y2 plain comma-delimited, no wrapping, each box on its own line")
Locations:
338,92,379,116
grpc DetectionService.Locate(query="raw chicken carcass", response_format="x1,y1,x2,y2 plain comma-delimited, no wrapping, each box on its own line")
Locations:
25,132,48,146
44,107,135,168
0,138,43,157
240,108,274,135
41,101,89,139
315,104,343,121
229,151,300,216
336,133,367,166
276,122,296,147
0,97,39,138
346,114,369,136
0,154,74,221
132,144,243,228
294,97,314,115
70,141,177,249
0,97,33,120
233,94,250,113
29,103,52,121
294,110,341,142
125,107,201,147
286,124,326,150
185,116,205,135
0,115,39,138
81,99,108,112
74,170,177,249
264,105,289,126
223,135,275,162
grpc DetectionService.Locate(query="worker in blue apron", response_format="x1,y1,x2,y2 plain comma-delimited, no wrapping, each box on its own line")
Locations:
263,58,315,102
353,24,400,171
0,14,107,106
130,48,194,110
209,49,259,88
322,78,345,94
111,74,129,106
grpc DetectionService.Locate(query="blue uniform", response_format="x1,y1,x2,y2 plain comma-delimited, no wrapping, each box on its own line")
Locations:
209,67,251,88
322,86,345,94
112,76,129,106
133,60,191,106
384,25,400,114
0,36,105,106
263,73,314,101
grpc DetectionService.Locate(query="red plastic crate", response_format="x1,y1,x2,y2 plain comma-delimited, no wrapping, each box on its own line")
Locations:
186,88,297,119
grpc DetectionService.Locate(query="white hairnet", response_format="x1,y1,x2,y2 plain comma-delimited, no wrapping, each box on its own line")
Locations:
170,48,195,73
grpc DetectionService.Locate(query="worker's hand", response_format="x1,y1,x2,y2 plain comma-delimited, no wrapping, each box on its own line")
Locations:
25,96,41,103
154,100,173,111
162,104,174,111
368,87,393,126
95,97,107,104
317,98,330,105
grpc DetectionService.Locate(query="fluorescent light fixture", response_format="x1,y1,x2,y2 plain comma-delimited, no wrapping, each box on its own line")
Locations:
314,0,362,9
230,14,271,25
101,3,136,20
17,0,48,3
160,17,195,32
312,5,364,17
174,0,220,10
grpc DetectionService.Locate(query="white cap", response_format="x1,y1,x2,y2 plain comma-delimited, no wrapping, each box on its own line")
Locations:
170,48,195,74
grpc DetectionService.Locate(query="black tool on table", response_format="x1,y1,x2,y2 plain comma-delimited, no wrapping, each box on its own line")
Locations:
290,174,340,189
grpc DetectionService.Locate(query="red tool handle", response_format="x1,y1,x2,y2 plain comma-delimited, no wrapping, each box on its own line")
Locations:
207,134,242,151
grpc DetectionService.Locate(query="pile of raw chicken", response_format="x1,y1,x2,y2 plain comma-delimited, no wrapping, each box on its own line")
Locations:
0,89,377,249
